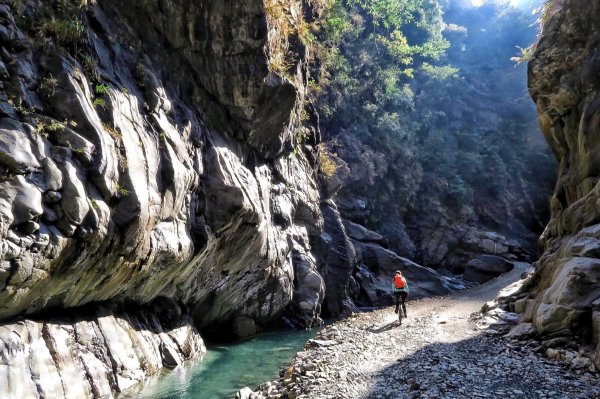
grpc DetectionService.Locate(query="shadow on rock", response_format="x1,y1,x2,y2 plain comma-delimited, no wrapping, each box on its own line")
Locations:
0,299,206,398
367,321,399,334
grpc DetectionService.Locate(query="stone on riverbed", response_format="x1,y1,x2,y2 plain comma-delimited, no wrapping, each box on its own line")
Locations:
235,387,254,399
506,322,536,339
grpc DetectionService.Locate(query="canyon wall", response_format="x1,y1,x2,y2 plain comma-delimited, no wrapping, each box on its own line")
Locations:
510,0,600,370
0,0,324,395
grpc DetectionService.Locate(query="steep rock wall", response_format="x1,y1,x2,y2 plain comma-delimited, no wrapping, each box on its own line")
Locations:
0,0,323,395
512,0,600,369
0,0,469,396
0,302,205,397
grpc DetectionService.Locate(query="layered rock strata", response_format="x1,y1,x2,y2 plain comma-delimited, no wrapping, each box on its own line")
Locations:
0,0,323,395
509,0,600,370
0,303,205,397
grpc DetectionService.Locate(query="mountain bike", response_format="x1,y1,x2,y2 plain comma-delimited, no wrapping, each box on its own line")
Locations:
394,291,408,325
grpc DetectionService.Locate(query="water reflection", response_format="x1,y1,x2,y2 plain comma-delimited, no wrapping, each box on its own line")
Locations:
119,328,317,399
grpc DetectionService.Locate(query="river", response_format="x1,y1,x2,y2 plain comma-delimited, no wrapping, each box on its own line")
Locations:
119,328,318,399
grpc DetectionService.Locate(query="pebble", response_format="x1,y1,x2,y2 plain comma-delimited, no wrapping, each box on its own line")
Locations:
237,296,600,399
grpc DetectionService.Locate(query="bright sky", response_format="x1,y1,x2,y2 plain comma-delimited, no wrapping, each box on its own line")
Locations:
471,0,526,7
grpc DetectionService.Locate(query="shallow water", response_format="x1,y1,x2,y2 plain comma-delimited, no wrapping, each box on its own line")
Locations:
119,328,317,399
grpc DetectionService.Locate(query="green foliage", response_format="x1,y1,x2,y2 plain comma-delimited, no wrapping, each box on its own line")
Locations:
39,74,59,97
314,0,556,235
114,181,130,197
95,83,110,95
33,118,67,136
89,197,100,210
32,0,89,50
93,83,110,110
93,97,107,110
319,144,338,177
81,54,100,81
39,17,85,45
310,0,451,159
421,63,459,80
9,98,36,117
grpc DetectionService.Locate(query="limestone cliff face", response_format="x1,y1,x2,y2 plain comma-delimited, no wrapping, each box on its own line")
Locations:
512,0,600,369
0,0,323,395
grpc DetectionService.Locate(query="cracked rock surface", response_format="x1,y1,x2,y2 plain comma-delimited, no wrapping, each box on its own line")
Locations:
511,0,600,371
0,0,324,396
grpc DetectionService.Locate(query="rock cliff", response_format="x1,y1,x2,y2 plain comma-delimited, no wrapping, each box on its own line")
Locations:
0,0,325,395
312,0,556,281
0,0,458,396
507,0,600,370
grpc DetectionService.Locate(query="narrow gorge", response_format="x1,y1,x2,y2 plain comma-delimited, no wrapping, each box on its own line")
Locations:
0,0,598,398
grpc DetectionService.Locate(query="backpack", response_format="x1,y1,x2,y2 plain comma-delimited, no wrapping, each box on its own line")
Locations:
394,275,406,289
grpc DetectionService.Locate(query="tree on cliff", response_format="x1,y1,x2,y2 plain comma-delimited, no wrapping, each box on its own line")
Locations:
310,0,555,268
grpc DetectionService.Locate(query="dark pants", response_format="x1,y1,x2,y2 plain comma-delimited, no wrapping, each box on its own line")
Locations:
395,291,408,317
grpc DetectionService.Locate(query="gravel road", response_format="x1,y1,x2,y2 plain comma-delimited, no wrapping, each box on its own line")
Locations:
241,264,600,399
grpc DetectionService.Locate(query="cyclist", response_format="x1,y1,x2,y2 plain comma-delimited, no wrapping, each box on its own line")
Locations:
393,270,409,318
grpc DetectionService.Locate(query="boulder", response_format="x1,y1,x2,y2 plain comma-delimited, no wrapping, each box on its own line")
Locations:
0,118,40,173
353,241,461,307
232,316,258,338
236,387,254,399
343,220,385,244
506,322,536,339
463,255,514,283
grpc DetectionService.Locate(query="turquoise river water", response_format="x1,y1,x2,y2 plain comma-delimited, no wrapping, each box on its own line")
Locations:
119,328,317,399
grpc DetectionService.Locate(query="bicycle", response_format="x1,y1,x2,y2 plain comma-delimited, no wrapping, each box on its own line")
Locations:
394,291,408,325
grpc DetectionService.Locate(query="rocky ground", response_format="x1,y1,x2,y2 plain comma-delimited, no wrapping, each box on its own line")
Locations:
237,264,600,399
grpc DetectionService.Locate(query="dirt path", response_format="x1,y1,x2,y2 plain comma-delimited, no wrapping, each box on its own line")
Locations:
245,264,600,399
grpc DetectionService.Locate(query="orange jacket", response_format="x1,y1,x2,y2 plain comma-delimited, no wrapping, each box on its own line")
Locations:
393,275,409,292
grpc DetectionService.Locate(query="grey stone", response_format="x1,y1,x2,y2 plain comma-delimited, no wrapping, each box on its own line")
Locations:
7,256,33,286
463,255,514,284
0,118,40,173
43,190,62,204
506,323,536,339
236,387,254,399
233,316,258,338
160,341,182,368
343,220,385,244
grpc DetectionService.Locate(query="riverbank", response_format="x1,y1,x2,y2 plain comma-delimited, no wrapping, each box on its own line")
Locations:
118,328,317,399
240,264,600,398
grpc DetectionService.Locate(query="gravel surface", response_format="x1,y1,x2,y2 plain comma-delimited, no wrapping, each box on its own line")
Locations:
241,265,600,399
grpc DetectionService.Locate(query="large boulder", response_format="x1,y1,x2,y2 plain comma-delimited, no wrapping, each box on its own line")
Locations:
352,241,463,307
463,255,514,283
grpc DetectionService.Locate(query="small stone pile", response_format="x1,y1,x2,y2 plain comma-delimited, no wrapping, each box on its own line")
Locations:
473,271,597,374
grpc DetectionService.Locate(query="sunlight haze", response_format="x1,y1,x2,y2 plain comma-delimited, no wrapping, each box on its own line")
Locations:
471,0,531,8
